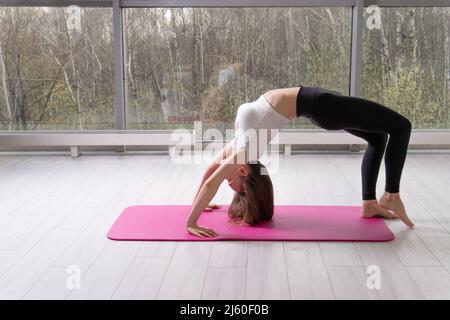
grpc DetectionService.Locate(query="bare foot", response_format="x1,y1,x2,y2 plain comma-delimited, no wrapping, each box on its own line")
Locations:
379,192,414,227
361,199,398,220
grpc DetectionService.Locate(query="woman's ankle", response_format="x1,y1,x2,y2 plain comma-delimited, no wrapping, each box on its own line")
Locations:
382,191,400,200
362,199,377,206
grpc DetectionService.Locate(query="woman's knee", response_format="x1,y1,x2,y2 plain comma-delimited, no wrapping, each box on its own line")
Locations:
401,117,412,133
406,118,412,131
391,116,411,134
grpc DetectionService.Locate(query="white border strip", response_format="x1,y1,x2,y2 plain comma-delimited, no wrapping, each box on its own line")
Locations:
1,130,449,146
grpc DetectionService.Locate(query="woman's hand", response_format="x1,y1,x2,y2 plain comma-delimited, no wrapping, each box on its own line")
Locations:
187,224,218,238
186,147,246,238
204,203,221,212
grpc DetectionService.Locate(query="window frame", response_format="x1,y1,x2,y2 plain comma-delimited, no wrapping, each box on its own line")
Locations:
0,0,449,149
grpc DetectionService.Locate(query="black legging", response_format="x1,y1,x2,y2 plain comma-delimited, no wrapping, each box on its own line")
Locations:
296,85,412,200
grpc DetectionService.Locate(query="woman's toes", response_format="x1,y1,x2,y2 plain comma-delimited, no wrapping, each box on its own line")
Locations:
379,207,398,219
397,211,414,227
388,200,414,227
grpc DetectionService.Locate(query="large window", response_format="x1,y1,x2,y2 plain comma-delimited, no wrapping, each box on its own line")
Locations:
362,6,450,129
0,6,115,130
124,7,352,131
2,3,448,134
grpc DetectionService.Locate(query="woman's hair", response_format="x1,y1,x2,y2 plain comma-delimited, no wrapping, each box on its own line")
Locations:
228,161,274,225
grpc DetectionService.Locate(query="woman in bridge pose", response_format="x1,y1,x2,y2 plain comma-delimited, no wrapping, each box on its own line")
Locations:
186,85,413,238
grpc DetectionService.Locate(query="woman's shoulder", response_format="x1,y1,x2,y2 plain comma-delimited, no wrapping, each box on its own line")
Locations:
236,101,250,112
236,101,257,121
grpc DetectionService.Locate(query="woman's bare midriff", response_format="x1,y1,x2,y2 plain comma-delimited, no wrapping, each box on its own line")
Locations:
262,86,301,120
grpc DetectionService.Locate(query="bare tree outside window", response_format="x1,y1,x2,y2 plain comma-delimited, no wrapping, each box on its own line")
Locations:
362,7,450,129
0,7,114,131
124,7,351,132
0,6,448,132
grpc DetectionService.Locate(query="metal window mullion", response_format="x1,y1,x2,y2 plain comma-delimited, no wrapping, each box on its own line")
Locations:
350,0,364,97
113,0,126,130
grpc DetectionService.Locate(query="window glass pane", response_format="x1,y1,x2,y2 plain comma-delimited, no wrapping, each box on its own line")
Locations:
124,7,352,132
0,6,115,131
362,7,450,129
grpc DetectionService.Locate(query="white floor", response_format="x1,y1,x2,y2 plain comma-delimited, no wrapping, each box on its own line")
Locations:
1,151,450,300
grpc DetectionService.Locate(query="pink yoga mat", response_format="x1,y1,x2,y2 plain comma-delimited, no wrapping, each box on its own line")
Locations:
107,205,394,242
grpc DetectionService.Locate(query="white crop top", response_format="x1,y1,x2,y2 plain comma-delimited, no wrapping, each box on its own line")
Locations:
233,95,291,162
